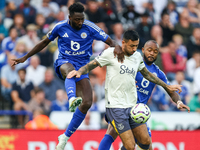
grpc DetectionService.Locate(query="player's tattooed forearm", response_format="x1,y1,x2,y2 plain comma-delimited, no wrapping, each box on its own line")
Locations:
79,60,99,74
169,92,180,103
140,67,167,89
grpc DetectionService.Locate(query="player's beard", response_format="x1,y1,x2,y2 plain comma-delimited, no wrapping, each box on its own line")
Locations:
144,54,157,64
72,22,82,30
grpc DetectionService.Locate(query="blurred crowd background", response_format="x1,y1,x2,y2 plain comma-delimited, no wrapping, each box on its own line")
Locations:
0,0,200,129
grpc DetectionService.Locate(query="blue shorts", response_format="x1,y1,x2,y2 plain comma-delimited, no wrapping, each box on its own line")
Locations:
54,58,89,82
105,113,151,137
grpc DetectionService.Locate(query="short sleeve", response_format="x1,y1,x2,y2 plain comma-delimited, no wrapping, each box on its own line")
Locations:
1,66,7,79
95,48,113,67
138,54,145,71
12,82,18,91
46,24,59,41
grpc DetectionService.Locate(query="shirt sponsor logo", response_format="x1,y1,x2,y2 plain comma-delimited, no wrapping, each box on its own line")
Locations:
65,50,85,56
120,65,136,76
99,31,107,39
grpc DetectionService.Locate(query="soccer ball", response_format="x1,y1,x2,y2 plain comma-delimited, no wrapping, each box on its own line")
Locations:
130,103,151,124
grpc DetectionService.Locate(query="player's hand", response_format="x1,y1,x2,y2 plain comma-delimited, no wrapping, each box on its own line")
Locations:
67,70,81,78
167,84,182,93
177,101,190,113
113,45,124,63
12,56,27,66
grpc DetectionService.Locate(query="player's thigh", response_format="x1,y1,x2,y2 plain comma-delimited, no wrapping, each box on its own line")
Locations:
60,63,75,79
119,129,135,150
76,78,93,108
132,124,151,145
106,123,118,140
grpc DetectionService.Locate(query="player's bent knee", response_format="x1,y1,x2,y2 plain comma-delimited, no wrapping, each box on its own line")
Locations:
81,99,92,110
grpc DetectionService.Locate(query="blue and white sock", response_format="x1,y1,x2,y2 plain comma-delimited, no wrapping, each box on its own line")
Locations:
98,134,114,150
65,108,86,137
65,77,76,100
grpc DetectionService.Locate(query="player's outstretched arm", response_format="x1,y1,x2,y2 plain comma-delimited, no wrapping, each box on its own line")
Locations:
67,59,100,79
12,37,51,66
140,67,182,93
169,91,190,112
105,37,124,63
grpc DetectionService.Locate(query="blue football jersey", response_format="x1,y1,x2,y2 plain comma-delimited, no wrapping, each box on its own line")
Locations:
136,61,170,104
47,19,108,64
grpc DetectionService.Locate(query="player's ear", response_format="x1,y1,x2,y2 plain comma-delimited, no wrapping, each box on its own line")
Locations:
142,47,144,53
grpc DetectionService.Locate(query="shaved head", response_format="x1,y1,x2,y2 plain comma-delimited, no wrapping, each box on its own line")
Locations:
144,40,159,50
142,40,159,65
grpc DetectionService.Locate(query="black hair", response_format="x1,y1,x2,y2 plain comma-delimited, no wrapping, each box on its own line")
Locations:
18,68,26,74
123,30,139,42
69,2,84,16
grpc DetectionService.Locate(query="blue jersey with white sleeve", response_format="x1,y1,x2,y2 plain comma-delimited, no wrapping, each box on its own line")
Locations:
136,61,170,104
47,19,108,64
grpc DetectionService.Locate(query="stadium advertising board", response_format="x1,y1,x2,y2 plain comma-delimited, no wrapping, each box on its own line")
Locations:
0,130,200,150
148,112,200,130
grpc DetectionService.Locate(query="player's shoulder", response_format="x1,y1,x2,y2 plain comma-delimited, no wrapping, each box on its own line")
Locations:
98,47,114,56
53,20,68,29
152,63,166,76
83,20,102,31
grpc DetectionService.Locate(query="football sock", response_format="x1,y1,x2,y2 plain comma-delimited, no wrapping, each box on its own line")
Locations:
121,146,127,150
65,77,76,100
98,134,114,150
65,108,86,137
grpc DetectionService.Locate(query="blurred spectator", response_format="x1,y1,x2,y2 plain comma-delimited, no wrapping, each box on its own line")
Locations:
136,12,152,49
5,1,17,18
39,68,65,101
15,0,37,25
159,12,175,46
162,1,179,25
38,44,54,67
172,34,187,58
2,27,18,55
25,108,58,129
26,55,46,86
0,49,7,69
11,68,34,127
174,11,194,44
0,13,8,41
186,28,200,59
92,66,106,86
55,10,66,23
170,71,190,111
19,24,40,51
129,0,149,14
1,54,18,101
147,85,169,111
145,0,155,24
186,51,200,79
51,89,69,111
78,111,100,130
162,41,186,81
189,92,200,112
193,66,200,94
11,40,30,70
9,14,26,37
89,73,104,102
150,25,164,47
121,2,140,30
89,90,99,111
51,0,67,7
85,0,104,23
182,0,200,28
35,14,49,39
28,87,51,116
36,0,60,24
101,0,120,35
110,23,123,46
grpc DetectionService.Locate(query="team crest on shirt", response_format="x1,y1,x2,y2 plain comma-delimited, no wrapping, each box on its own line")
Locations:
81,32,87,38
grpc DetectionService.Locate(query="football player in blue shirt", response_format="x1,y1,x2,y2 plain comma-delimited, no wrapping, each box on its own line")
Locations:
12,2,123,150
98,40,190,150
